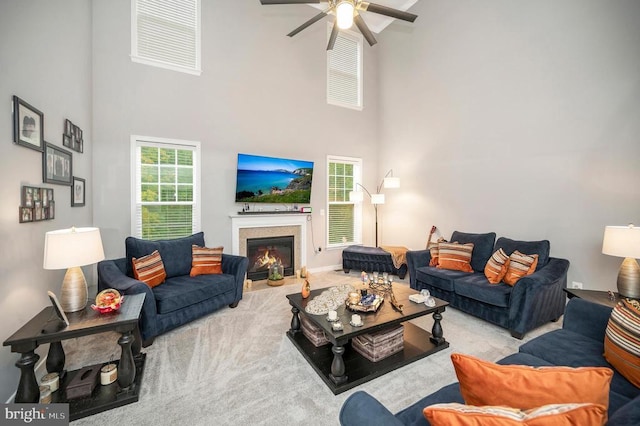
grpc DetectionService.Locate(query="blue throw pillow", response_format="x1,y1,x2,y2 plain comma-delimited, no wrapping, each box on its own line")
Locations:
450,231,496,272
494,237,550,270
126,232,205,278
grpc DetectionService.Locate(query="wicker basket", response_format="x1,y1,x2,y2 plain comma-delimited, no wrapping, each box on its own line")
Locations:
352,325,404,362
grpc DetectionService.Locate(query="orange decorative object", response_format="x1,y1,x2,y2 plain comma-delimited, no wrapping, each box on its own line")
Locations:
301,280,311,299
91,289,124,314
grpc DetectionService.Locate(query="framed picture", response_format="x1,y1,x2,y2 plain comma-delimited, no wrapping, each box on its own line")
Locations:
21,186,35,208
63,134,72,149
19,207,33,223
72,176,85,207
34,202,43,221
47,291,69,326
48,201,55,219
43,142,72,186
64,119,73,136
13,96,44,152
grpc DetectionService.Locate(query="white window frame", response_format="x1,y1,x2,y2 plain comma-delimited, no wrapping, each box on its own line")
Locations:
327,24,363,110
326,155,363,249
131,0,202,76
130,135,201,239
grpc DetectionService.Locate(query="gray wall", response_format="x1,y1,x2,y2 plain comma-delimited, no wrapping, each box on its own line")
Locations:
377,0,640,291
91,0,381,265
0,1,93,402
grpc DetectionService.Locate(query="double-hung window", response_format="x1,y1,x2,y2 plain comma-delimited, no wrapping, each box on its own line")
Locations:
327,156,362,247
327,26,363,110
131,136,201,240
131,0,201,75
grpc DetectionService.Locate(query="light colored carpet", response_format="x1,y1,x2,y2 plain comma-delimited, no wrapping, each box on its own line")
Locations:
65,271,561,425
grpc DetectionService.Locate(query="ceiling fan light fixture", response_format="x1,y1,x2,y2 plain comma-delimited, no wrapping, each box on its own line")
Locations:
336,1,355,29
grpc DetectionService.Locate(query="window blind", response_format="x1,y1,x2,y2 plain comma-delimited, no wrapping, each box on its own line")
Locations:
327,156,362,247
132,137,201,240
132,0,201,75
327,28,363,110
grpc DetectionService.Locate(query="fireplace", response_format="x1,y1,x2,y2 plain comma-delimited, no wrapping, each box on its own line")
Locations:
246,236,295,281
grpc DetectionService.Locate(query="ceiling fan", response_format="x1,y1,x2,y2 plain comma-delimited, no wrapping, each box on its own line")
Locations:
260,0,418,50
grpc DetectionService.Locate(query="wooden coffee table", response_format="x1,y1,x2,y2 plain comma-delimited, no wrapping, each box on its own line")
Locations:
286,284,449,394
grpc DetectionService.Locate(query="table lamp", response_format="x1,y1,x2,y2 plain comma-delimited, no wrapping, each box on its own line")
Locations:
602,224,640,298
43,227,105,312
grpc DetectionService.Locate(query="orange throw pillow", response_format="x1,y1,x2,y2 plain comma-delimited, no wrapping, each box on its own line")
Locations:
132,250,166,288
503,250,538,285
604,299,640,388
423,402,607,426
451,353,613,412
484,248,510,284
436,242,474,273
190,245,223,276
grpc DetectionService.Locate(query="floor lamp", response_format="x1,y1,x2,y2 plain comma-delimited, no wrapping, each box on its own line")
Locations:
349,170,400,247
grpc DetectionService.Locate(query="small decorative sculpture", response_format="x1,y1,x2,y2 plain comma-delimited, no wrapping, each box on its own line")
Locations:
301,279,311,299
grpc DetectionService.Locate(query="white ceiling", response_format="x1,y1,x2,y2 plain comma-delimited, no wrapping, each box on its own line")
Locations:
310,0,419,34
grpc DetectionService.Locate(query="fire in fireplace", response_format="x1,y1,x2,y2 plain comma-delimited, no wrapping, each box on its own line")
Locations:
246,236,294,281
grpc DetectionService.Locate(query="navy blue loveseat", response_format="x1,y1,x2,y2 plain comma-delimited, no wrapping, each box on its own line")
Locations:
407,231,570,338
339,298,640,426
98,232,249,346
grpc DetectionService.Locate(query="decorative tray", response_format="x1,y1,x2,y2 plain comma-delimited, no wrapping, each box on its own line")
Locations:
346,295,384,313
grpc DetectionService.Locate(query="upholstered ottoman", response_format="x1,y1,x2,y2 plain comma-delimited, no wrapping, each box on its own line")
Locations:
342,245,408,279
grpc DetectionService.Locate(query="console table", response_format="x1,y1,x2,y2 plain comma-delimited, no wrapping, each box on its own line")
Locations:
3,293,145,420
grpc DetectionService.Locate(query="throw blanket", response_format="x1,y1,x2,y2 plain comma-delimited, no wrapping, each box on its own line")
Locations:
380,245,409,269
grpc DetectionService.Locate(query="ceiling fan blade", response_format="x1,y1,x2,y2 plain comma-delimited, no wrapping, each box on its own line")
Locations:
287,11,328,37
327,20,339,50
359,2,418,23
260,0,320,4
354,13,377,46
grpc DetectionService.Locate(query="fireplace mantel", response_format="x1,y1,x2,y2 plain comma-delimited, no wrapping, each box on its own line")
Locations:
230,213,310,268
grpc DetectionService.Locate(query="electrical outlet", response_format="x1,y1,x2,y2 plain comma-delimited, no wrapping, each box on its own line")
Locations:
571,281,583,289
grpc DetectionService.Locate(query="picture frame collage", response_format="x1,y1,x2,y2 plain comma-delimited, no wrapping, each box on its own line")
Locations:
20,186,55,223
12,95,87,223
63,118,83,153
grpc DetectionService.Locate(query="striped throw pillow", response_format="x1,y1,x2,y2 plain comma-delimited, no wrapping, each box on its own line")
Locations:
428,237,447,267
132,250,166,288
503,250,539,285
484,248,510,284
436,242,474,273
190,245,223,277
423,402,607,426
604,299,640,388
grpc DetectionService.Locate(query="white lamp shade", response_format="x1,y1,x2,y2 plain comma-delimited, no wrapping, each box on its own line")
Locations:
336,1,355,29
383,176,400,189
43,227,105,269
349,190,364,202
602,225,640,259
371,194,385,205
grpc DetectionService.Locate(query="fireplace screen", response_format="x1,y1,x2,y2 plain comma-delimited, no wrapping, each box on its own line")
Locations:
246,236,294,281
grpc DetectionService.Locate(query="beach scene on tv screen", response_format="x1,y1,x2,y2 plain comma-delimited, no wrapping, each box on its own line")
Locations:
235,154,313,203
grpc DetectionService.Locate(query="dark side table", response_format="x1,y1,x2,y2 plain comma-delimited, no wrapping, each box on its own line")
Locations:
3,293,145,420
563,288,621,308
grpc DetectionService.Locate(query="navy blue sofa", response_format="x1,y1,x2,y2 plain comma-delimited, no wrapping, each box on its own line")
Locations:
97,232,249,346
407,231,570,338
339,298,640,426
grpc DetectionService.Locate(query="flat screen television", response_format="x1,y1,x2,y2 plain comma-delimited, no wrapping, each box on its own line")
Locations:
235,153,314,204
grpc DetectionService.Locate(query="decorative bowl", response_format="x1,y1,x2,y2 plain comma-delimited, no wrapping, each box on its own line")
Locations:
91,289,124,314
